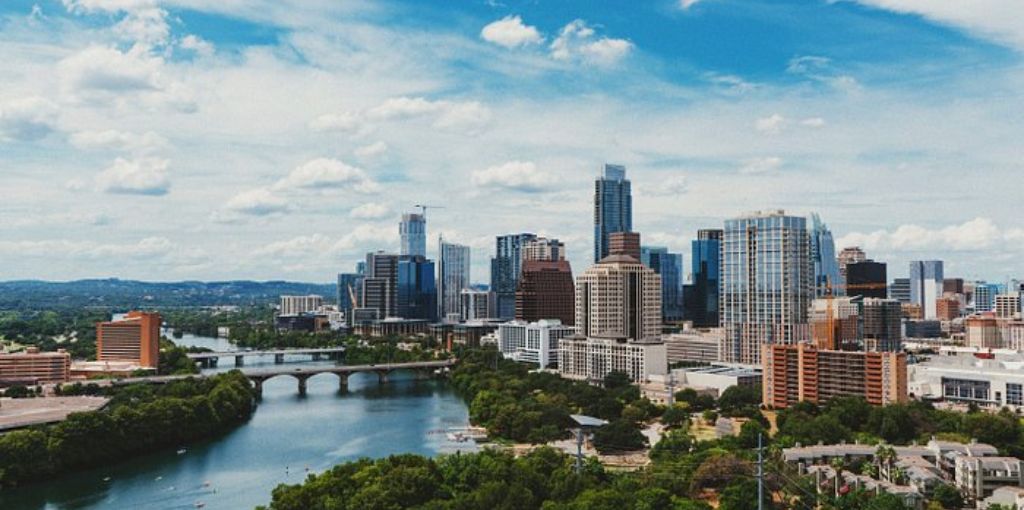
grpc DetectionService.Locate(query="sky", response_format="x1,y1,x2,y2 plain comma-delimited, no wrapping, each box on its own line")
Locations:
1,0,1023,285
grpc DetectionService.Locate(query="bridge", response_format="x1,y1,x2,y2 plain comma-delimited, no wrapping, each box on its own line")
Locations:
185,347,347,367
110,359,458,398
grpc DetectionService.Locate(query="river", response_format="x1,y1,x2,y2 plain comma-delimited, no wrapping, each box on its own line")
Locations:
0,333,476,510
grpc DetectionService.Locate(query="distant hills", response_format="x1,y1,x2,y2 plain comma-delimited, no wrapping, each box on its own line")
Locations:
0,279,336,310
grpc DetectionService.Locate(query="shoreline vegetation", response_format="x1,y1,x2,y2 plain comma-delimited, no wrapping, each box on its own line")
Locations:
0,371,255,488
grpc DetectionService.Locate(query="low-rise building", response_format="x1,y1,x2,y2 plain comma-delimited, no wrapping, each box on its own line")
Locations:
908,354,1024,409
0,347,71,386
955,456,1024,501
558,336,667,384
662,328,721,364
497,320,573,368
353,318,429,338
644,364,761,403
981,486,1024,509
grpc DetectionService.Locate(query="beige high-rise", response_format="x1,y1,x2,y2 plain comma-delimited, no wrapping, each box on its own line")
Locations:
575,254,662,342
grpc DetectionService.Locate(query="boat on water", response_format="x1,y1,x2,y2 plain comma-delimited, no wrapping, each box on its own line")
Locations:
102,477,111,482
195,502,205,508
177,448,187,455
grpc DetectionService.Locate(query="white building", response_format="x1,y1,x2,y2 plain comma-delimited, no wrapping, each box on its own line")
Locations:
559,335,667,384
460,289,495,321
497,320,573,368
955,456,1024,502
995,292,1022,320
279,295,323,316
663,328,722,364
909,354,1024,409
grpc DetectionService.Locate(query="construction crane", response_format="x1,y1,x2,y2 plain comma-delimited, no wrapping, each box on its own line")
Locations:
347,284,359,309
413,204,445,219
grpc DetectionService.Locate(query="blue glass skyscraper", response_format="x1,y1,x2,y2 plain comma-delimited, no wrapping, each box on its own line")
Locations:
397,255,436,321
641,246,684,322
490,233,537,319
593,164,632,262
400,213,426,258
685,228,722,327
809,213,841,297
910,260,943,319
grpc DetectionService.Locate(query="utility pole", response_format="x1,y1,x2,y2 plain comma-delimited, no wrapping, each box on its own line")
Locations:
757,432,764,510
575,428,584,475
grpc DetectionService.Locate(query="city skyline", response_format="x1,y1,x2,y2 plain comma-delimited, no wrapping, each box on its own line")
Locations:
2,1,1024,283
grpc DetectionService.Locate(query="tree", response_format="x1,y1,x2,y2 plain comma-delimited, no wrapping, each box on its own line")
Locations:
702,410,719,426
929,484,963,510
592,420,647,454
717,385,761,416
603,371,632,391
662,405,690,430
719,479,769,510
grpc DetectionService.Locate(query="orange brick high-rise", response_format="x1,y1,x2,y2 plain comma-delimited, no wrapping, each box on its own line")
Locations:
762,343,907,409
97,311,161,368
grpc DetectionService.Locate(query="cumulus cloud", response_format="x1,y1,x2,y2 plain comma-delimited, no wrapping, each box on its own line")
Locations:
0,97,58,142
354,141,388,159
64,0,169,46
550,20,633,66
679,0,702,9
95,157,170,195
800,117,826,128
254,233,333,257
349,202,390,220
70,129,168,153
309,111,363,133
481,15,543,48
365,97,491,134
222,188,290,217
273,158,380,193
179,34,214,57
755,114,786,134
57,45,195,111
739,156,783,174
0,236,208,269
838,217,1022,253
641,175,688,196
850,0,1024,50
472,161,555,192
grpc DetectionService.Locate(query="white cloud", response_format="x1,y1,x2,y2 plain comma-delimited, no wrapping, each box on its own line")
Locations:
273,158,380,193
472,161,555,192
365,97,491,134
349,202,390,220
679,0,703,8
222,188,290,216
309,111,363,133
254,233,333,257
179,35,214,57
354,141,388,159
641,175,689,196
94,157,170,195
850,0,1024,50
786,55,861,92
58,45,161,94
0,97,58,142
433,101,491,134
755,114,787,134
63,0,169,46
800,117,827,128
367,97,445,120
70,129,168,153
739,156,783,174
837,217,1016,253
0,236,208,269
550,20,633,66
480,15,543,48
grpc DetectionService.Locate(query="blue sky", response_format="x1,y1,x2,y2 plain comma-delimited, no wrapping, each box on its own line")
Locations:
0,0,1022,284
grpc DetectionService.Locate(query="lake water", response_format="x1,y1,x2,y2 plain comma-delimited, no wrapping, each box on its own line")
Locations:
0,334,475,510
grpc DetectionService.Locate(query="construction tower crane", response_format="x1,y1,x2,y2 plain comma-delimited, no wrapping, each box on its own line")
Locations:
413,204,445,218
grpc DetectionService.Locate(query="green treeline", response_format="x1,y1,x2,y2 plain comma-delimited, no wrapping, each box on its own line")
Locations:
776,397,1024,455
450,348,653,451
0,371,255,488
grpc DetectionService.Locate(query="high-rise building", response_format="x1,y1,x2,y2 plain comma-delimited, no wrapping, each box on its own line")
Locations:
995,293,1021,319
336,273,363,315
809,213,842,297
515,259,575,325
910,260,944,319
437,238,470,319
279,295,324,316
559,243,666,383
0,347,71,385
362,252,400,319
762,344,907,409
498,320,574,368
966,316,1001,349
399,213,426,258
846,261,888,299
944,278,965,295
523,237,565,262
838,247,868,279
490,233,537,319
809,297,860,351
720,210,812,365
608,231,641,261
397,255,436,321
641,246,684,322
936,297,961,321
593,164,632,263
685,228,722,327
575,248,662,342
862,298,903,352
460,289,495,321
890,278,911,303
96,311,161,368
972,282,999,313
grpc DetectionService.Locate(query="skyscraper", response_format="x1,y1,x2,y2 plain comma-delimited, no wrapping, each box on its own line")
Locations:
720,210,812,365
399,213,426,258
593,164,632,263
641,246,684,322
838,246,867,279
362,252,400,318
846,261,888,299
397,255,436,321
515,259,575,325
972,281,999,313
96,311,161,369
523,237,565,262
685,228,722,327
890,278,911,303
910,260,944,319
490,233,537,319
337,272,363,314
437,238,470,319
809,213,842,297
